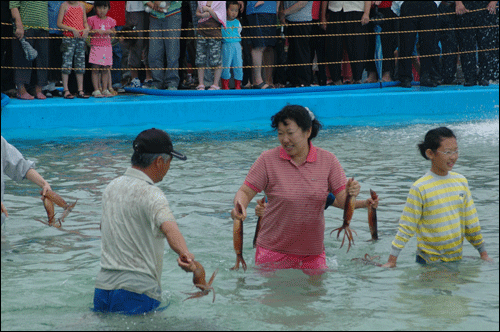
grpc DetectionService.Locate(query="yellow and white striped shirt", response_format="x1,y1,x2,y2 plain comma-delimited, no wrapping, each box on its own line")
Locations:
390,171,485,263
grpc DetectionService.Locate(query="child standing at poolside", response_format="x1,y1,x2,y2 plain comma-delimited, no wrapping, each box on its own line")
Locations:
195,1,226,90
87,1,116,97
57,1,90,99
383,127,492,267
221,1,243,90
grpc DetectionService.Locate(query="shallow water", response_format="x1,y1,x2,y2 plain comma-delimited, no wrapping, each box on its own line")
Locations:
1,120,499,331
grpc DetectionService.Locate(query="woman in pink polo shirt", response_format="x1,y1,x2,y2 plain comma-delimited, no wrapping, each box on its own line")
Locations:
231,105,378,276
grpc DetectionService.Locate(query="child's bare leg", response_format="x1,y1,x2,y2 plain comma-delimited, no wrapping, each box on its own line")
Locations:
213,68,222,87
76,73,84,92
102,69,110,91
107,70,112,91
62,73,70,92
92,70,100,92
197,68,204,87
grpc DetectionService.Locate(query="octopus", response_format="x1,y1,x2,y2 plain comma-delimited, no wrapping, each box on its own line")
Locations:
351,253,382,267
368,189,379,241
39,190,77,228
330,178,357,253
231,217,247,271
184,261,218,303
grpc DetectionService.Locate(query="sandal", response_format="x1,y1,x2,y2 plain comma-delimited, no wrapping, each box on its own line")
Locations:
63,90,74,99
196,84,205,91
77,90,89,99
92,90,103,98
252,82,271,89
208,85,220,90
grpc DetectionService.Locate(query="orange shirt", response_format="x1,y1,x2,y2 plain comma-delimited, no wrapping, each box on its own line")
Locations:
62,3,85,37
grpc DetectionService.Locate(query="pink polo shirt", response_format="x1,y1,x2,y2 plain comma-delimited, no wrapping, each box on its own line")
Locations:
244,143,347,255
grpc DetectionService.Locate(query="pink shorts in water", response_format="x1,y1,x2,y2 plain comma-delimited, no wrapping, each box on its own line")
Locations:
255,246,328,276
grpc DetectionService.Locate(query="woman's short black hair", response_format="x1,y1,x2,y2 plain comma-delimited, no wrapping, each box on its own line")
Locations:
94,1,110,9
417,126,456,159
271,105,322,141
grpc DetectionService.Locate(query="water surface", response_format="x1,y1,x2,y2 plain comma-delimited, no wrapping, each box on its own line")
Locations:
1,120,498,331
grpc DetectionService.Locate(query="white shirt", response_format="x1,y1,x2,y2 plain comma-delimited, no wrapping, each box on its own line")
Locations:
328,1,366,13
96,167,176,299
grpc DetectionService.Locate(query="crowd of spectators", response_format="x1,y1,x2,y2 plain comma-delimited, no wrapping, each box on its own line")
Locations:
1,1,498,99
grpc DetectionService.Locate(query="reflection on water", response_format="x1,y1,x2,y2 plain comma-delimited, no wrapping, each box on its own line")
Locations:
1,120,499,331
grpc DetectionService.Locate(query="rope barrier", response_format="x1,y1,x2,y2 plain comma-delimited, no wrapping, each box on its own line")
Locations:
2,48,497,72
2,25,497,40
1,5,497,74
0,6,495,33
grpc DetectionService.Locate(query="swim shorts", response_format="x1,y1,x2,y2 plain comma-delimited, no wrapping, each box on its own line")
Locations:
255,246,328,276
93,288,162,315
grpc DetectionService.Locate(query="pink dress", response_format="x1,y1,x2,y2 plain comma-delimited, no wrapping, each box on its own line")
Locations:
87,15,116,66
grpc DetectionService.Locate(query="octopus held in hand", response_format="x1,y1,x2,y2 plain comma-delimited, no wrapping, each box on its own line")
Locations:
184,261,218,303
367,189,379,241
231,217,247,271
40,190,77,227
351,253,382,267
330,178,357,253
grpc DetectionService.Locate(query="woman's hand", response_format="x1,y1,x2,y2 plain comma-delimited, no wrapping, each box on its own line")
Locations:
455,2,468,15
1,202,8,218
487,1,497,14
361,13,370,25
14,23,24,40
231,201,246,221
255,197,266,217
348,179,361,197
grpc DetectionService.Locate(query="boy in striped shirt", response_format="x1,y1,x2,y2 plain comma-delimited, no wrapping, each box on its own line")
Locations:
383,127,492,267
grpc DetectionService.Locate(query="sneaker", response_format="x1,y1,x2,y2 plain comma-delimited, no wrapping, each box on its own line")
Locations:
142,79,155,89
167,86,177,91
128,77,141,88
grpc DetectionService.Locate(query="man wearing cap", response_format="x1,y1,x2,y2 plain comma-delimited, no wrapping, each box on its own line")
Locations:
93,128,194,315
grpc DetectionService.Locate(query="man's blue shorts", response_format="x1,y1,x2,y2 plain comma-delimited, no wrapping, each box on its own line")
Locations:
93,288,162,315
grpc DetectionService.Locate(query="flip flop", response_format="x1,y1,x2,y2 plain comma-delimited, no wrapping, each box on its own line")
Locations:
77,90,89,98
208,85,220,90
196,85,205,90
63,90,74,99
252,82,271,89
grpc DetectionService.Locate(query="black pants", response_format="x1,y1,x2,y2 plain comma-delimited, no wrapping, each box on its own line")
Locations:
326,10,368,82
457,4,498,82
286,21,312,86
436,2,458,81
399,1,440,81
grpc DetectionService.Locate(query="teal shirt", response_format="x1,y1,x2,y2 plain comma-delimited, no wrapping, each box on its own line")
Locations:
222,18,242,43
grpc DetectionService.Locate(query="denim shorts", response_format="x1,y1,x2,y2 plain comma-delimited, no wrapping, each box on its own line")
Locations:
93,288,164,315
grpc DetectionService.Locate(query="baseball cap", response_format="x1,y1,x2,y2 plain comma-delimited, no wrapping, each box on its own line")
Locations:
133,128,187,160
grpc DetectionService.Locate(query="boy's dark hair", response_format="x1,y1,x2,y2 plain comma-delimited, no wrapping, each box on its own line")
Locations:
119,25,138,48
417,127,456,160
94,1,111,9
271,105,322,142
227,1,240,9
